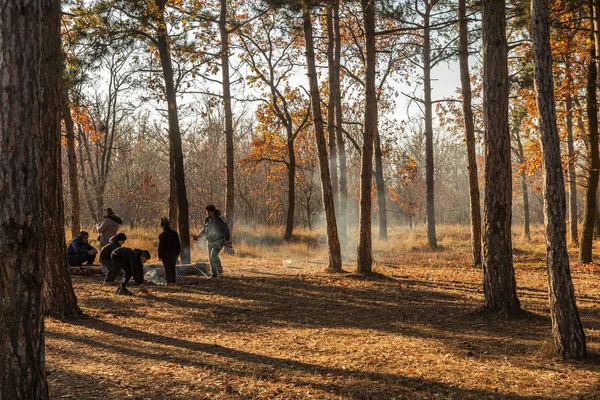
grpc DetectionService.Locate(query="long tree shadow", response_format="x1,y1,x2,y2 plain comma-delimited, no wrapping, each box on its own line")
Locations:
50,319,555,400
78,272,600,376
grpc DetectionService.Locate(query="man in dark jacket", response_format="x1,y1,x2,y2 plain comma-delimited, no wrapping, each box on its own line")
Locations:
193,205,230,278
99,233,127,285
111,247,151,295
67,231,98,266
158,218,181,286
97,207,123,247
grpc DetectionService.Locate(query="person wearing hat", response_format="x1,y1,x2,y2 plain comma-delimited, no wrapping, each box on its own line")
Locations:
67,231,98,266
97,207,123,247
158,218,181,286
193,205,230,278
99,233,127,285
111,247,151,296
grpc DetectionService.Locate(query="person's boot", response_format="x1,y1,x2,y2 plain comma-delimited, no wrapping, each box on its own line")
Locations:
116,286,132,296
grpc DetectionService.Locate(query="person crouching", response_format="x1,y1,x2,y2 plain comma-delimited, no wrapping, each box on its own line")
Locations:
111,247,150,296
67,231,98,266
99,233,127,285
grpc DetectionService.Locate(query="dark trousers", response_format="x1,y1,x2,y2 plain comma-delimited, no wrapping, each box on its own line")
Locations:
208,242,223,275
113,258,142,288
102,260,121,283
69,253,96,266
162,253,178,283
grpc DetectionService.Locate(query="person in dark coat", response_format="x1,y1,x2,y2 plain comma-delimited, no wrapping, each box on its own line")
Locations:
67,231,98,266
158,218,181,286
111,247,150,296
97,207,123,247
99,233,127,285
193,205,230,278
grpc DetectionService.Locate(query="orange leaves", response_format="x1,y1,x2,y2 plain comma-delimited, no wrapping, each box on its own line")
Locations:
70,105,103,142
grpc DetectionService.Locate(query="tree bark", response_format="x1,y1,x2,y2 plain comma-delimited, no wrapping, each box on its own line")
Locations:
515,134,531,241
357,0,377,273
334,0,348,247
0,0,50,397
284,127,296,242
566,92,578,245
302,9,342,272
63,93,81,239
327,1,339,208
42,0,80,319
579,42,598,264
168,152,178,228
423,5,437,248
374,127,388,240
531,0,586,359
156,4,191,263
220,0,235,247
459,0,482,266
481,0,521,315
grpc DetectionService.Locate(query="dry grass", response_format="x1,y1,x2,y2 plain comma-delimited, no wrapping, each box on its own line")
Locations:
47,224,600,399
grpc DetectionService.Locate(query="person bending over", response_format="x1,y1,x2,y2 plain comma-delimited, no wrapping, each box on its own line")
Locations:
158,218,181,286
67,231,98,266
99,233,127,285
193,205,230,278
111,247,150,296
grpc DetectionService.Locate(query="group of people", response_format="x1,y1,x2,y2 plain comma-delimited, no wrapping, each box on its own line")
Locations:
67,205,231,296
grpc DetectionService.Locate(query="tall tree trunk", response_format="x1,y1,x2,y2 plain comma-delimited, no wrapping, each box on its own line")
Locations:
156,6,191,263
423,6,437,248
531,0,586,359
302,9,342,272
42,1,80,318
168,152,178,228
357,0,377,273
63,93,81,239
374,127,388,240
579,43,598,264
284,130,296,242
459,0,482,266
220,0,235,246
327,1,339,207
334,0,348,247
516,135,531,241
566,92,578,245
0,0,49,396
481,0,521,315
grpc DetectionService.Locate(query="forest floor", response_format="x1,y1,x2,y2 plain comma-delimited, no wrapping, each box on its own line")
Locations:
46,225,600,399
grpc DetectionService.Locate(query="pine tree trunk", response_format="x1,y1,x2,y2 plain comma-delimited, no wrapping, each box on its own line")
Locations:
220,0,235,248
63,93,81,239
481,0,521,315
579,42,598,264
531,0,586,359
42,0,80,318
302,9,342,272
459,0,482,266
357,0,377,273
423,7,437,248
374,127,388,240
334,0,348,247
0,0,50,396
284,128,296,242
156,6,191,263
169,152,178,228
327,1,339,208
516,135,532,241
566,93,578,245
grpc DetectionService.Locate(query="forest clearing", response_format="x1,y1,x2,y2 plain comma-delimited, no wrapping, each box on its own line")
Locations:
46,226,600,399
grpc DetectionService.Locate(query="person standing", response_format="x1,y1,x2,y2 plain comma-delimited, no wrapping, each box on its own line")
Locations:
111,247,151,296
97,207,122,247
194,205,230,278
158,218,181,286
67,231,98,266
99,233,127,285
